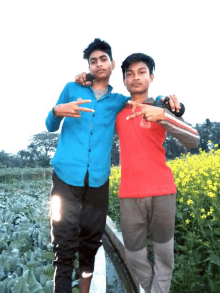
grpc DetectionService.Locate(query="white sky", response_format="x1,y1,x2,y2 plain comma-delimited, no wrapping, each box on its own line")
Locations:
0,0,220,155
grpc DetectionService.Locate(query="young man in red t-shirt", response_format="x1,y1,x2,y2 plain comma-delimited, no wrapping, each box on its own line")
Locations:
115,53,200,293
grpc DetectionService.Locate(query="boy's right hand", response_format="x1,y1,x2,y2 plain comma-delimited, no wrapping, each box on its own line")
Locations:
53,98,94,118
75,72,93,86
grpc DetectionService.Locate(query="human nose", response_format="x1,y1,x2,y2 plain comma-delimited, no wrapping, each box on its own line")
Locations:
133,73,140,80
97,59,103,67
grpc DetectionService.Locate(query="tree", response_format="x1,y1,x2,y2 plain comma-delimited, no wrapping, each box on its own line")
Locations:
27,131,59,167
163,134,187,160
29,132,59,157
0,150,23,168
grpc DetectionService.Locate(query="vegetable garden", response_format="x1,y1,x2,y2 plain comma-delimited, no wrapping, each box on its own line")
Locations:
0,146,220,292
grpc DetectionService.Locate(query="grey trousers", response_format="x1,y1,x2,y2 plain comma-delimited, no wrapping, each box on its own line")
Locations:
120,194,176,293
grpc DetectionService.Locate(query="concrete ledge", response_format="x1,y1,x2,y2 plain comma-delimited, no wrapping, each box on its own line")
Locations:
91,215,148,293
105,216,143,293
90,245,106,293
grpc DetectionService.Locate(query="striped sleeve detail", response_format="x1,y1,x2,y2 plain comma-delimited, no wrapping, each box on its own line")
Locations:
158,109,200,149
164,111,199,135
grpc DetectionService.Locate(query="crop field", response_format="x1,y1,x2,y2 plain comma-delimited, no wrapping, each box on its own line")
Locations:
0,147,220,292
0,179,55,293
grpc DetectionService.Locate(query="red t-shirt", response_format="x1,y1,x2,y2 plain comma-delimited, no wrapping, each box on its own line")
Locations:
116,105,177,198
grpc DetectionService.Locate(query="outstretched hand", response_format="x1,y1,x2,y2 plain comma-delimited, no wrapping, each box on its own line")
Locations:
54,98,94,118
126,100,165,122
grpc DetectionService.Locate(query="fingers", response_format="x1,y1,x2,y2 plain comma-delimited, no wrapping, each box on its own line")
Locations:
75,74,84,84
75,72,91,86
76,98,94,112
75,99,92,105
77,107,95,113
168,95,181,113
84,81,92,86
126,110,145,120
73,112,81,118
127,100,143,107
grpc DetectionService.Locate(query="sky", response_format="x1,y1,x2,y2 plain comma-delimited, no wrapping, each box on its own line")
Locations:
0,0,219,155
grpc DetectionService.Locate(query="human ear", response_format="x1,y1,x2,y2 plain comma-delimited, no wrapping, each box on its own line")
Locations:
111,61,115,70
150,73,154,83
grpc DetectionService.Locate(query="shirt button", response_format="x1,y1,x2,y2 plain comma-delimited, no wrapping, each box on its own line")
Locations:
91,132,93,135
89,149,91,152
93,114,95,117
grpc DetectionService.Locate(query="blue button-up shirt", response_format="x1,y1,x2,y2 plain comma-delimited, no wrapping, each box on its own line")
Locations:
46,82,129,187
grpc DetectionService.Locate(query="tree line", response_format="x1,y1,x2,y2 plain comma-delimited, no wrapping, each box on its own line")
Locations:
0,119,219,168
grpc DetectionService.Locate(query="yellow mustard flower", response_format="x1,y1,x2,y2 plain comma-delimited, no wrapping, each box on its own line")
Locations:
187,199,193,205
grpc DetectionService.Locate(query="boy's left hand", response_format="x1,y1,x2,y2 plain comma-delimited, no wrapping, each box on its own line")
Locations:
126,101,165,122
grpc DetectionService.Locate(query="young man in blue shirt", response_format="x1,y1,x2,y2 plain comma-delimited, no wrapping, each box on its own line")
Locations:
46,39,132,293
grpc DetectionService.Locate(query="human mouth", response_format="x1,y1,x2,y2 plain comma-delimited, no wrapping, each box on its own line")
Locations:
131,82,142,87
97,69,105,73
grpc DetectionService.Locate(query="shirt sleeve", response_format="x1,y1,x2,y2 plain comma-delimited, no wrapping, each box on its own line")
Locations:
116,94,130,113
158,109,200,149
45,83,71,132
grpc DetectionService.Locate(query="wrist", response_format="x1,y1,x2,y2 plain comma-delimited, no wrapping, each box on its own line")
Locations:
53,105,61,117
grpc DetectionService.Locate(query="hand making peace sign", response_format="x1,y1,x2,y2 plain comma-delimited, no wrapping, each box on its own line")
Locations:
53,98,94,118
126,100,165,122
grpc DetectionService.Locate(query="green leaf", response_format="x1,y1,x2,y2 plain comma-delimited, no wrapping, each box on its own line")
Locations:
209,253,220,267
43,280,53,293
25,270,43,293
42,251,54,261
0,283,5,292
9,240,24,250
192,250,202,263
11,276,30,293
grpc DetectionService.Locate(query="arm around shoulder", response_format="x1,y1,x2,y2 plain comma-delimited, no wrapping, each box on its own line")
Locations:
159,109,200,149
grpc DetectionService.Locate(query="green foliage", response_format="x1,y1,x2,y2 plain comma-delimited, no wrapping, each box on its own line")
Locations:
0,167,53,183
0,180,53,292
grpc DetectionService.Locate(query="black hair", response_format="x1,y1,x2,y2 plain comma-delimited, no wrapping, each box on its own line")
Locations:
83,38,113,61
121,53,155,78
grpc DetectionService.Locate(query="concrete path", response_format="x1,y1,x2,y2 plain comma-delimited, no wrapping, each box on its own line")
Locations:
90,245,106,293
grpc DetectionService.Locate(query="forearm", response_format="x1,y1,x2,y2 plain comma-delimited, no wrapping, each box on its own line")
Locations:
45,83,70,132
45,108,63,132
158,109,200,149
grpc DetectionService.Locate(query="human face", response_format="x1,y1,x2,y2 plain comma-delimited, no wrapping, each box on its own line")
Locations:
89,50,115,81
123,62,154,95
